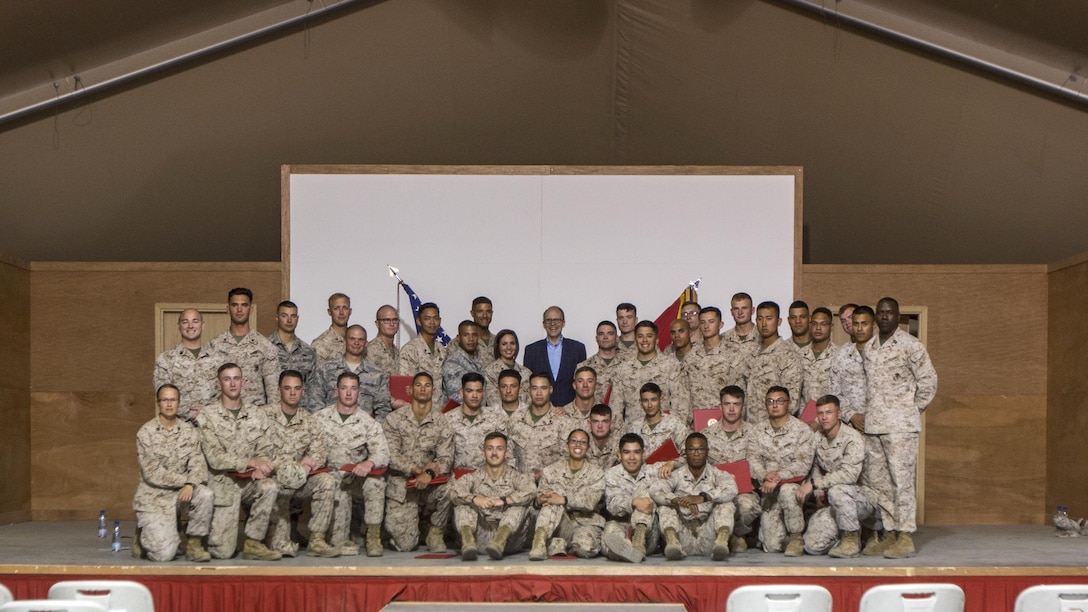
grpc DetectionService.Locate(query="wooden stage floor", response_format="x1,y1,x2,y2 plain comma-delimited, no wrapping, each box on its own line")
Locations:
1,522,1086,611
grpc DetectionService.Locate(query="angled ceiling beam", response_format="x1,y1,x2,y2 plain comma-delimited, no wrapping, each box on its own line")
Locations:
775,0,1088,107
0,0,369,126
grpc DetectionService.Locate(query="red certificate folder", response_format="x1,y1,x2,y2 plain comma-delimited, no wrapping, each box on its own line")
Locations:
389,375,413,404
715,460,753,494
800,399,817,423
692,408,721,432
645,438,681,464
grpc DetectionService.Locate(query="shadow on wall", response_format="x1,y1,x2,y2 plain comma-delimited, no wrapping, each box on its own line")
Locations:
433,0,610,60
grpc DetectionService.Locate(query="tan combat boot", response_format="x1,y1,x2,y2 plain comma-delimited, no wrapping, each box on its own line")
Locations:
884,531,916,559
486,525,512,560
730,534,748,553
184,535,211,562
863,530,894,556
784,532,805,557
306,533,341,558
426,525,447,553
528,527,549,561
131,527,144,559
829,530,860,558
460,526,477,561
663,527,685,561
631,524,648,556
602,530,644,563
365,524,383,557
241,538,282,561
712,527,731,561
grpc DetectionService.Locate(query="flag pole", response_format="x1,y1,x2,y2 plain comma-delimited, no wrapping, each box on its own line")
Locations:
388,265,403,350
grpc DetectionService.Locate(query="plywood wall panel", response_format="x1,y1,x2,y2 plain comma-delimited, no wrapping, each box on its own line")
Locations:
802,264,1048,524
1046,261,1088,517
0,260,31,519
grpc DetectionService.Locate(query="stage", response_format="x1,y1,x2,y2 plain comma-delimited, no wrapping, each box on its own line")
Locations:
1,522,1085,611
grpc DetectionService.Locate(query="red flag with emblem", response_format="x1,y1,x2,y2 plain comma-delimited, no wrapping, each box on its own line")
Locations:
654,282,699,351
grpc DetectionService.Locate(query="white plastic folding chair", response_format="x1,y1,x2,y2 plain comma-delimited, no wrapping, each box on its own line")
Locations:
0,585,12,606
48,580,154,612
0,601,107,612
1015,584,1088,612
726,585,833,612
859,583,965,612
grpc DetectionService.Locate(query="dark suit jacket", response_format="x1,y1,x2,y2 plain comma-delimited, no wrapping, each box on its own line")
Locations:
523,337,587,407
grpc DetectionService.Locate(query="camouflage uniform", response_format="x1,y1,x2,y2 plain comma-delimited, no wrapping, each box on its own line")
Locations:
396,336,450,405
508,406,569,476
382,405,454,551
476,331,496,359
311,326,345,364
578,352,628,404
614,352,693,427
316,405,390,547
801,424,881,554
683,343,749,412
534,458,606,557
721,327,761,360
207,330,280,406
700,421,760,537
441,347,487,405
263,406,335,555
556,403,622,440
443,405,511,471
133,417,213,561
366,338,400,376
799,342,835,409
268,332,318,410
308,357,392,420
483,359,531,407
748,416,815,552
602,463,661,557
862,329,938,534
586,429,623,472
626,414,690,459
651,464,738,556
744,337,803,424
153,343,218,421
198,401,280,559
451,467,536,555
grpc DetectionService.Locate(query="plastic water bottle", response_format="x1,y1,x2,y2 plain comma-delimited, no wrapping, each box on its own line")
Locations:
111,521,121,552
97,510,107,538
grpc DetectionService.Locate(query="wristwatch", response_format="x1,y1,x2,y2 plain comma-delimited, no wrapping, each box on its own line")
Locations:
699,492,711,502
424,469,437,478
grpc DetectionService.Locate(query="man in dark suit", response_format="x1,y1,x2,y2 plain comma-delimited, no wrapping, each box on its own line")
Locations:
523,306,587,407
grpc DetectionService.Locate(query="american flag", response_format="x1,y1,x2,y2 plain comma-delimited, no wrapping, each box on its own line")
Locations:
400,281,452,346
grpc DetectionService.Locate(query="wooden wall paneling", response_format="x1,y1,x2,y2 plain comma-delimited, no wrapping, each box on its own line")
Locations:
0,259,31,520
29,264,281,518
801,264,1048,525
1046,261,1088,517
155,303,234,355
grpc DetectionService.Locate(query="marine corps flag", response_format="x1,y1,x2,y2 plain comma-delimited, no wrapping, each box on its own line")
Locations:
654,279,700,351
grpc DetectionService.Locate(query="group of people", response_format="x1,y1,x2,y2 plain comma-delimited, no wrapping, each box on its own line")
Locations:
136,287,937,564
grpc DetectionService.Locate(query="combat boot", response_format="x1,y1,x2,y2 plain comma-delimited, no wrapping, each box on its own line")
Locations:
365,524,383,557
602,530,644,563
730,534,748,553
184,535,211,562
884,531,916,559
241,538,282,561
426,525,447,553
306,533,340,558
712,527,731,561
460,526,477,561
631,524,648,555
131,527,144,559
863,530,894,556
829,530,860,558
528,527,548,561
663,527,685,561
486,525,512,560
784,532,804,557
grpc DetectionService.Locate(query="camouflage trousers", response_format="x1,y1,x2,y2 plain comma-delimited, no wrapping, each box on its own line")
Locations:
267,473,336,554
658,501,732,556
208,477,280,559
758,482,804,552
454,504,532,555
861,433,898,531
332,473,387,547
868,432,918,532
601,510,661,557
135,484,213,562
534,505,603,557
733,492,761,536
384,482,451,552
803,484,884,555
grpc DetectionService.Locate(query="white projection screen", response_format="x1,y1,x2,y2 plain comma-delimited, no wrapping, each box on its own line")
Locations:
284,166,801,350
